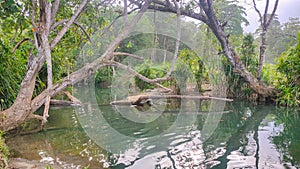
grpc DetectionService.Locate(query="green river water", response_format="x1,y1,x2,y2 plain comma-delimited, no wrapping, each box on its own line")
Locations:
6,89,300,169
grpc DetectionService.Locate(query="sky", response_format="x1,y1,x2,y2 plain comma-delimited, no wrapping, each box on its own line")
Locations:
239,0,300,33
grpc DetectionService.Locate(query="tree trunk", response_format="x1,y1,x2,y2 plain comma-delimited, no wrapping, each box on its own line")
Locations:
252,0,279,79
257,30,266,79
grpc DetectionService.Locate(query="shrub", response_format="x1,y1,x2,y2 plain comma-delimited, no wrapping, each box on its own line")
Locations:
275,34,300,106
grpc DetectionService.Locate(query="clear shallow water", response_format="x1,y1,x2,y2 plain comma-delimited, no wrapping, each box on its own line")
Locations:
6,90,300,169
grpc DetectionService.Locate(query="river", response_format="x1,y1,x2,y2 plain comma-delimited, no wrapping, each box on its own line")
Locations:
6,89,300,169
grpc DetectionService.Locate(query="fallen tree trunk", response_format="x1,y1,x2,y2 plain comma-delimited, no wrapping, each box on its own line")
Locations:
111,94,233,105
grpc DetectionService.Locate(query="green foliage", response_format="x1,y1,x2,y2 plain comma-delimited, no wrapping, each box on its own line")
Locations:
0,33,28,110
261,64,281,86
0,130,9,168
240,34,258,74
117,33,154,54
133,50,203,92
0,0,20,17
178,49,205,89
275,34,300,106
134,60,172,90
95,67,113,87
263,33,300,107
214,0,249,36
264,17,300,63
46,164,54,169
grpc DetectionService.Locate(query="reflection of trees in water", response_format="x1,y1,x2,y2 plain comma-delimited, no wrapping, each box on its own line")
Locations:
273,108,300,167
200,102,271,168
9,99,300,168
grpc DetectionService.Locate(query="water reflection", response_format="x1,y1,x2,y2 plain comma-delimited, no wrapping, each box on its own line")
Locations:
6,98,300,168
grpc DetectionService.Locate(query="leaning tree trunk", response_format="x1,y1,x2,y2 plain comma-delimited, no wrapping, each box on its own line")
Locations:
198,0,278,98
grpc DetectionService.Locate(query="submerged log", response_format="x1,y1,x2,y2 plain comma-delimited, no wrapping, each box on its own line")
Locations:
111,94,233,105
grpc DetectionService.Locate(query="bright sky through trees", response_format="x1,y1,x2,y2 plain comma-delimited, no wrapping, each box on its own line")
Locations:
239,0,300,32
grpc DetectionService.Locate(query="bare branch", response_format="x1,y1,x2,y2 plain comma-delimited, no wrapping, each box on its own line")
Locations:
29,0,153,113
252,0,263,26
11,38,31,54
124,0,128,23
113,52,144,60
45,0,52,34
263,0,269,25
51,19,68,29
50,0,88,49
51,0,60,25
266,0,279,27
73,21,91,42
42,95,50,125
130,0,208,23
31,0,39,49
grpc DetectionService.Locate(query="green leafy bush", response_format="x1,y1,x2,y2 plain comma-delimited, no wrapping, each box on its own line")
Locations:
275,34,300,107
0,36,28,110
95,67,113,88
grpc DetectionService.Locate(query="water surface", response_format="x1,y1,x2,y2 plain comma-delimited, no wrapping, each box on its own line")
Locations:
7,90,300,169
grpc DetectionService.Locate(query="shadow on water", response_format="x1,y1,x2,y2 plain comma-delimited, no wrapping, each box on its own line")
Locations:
6,89,300,169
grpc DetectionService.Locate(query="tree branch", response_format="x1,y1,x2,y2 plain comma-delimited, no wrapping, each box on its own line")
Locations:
263,0,269,26
31,0,39,49
51,19,68,29
51,0,60,25
113,52,144,60
45,0,52,34
130,0,208,23
11,38,31,54
266,0,279,27
252,0,263,27
50,0,88,49
73,21,91,42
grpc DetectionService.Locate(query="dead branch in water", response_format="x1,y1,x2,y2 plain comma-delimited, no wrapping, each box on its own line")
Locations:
111,94,233,105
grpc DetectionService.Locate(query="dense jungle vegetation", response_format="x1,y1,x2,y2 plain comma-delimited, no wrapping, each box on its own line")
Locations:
0,0,299,168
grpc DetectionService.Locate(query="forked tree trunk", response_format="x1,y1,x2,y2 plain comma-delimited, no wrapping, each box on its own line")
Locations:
252,0,279,79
